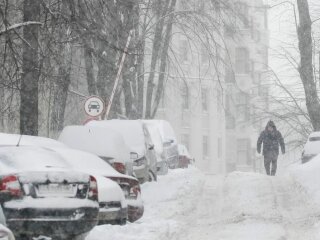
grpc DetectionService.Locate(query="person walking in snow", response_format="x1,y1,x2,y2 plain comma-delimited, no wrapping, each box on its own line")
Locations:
257,120,285,176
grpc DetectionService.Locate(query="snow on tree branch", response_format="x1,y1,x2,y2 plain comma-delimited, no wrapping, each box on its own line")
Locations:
0,21,43,35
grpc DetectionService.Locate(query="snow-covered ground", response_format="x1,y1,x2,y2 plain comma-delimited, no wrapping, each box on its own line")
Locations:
87,160,320,240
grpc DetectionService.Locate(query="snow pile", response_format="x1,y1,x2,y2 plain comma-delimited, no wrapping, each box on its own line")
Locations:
86,167,205,240
289,154,320,202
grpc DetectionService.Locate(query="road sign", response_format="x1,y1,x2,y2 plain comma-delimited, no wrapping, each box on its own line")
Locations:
84,96,105,117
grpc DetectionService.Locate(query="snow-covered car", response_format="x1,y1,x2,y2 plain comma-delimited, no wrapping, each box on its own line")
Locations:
301,132,320,163
59,125,133,176
143,120,179,169
0,146,99,239
52,148,143,223
0,205,14,240
88,120,158,183
53,148,129,225
178,144,192,168
142,121,168,175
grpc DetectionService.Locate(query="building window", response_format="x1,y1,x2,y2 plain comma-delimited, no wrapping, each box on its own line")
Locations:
218,138,222,159
181,84,189,110
226,114,236,129
236,92,249,121
237,139,250,165
225,67,235,83
203,136,209,158
181,134,190,150
202,88,208,112
235,47,250,74
217,89,222,113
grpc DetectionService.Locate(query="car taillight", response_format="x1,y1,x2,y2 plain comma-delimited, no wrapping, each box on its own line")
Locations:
88,176,98,201
0,175,22,197
130,185,141,198
113,162,126,174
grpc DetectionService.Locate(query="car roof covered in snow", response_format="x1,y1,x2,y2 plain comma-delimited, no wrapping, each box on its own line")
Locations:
142,120,177,144
52,147,136,181
0,133,67,149
87,120,146,155
59,125,130,163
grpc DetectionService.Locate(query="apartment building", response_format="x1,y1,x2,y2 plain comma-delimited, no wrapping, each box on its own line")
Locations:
157,0,269,174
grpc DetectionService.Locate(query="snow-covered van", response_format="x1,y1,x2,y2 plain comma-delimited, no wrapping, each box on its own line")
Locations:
59,125,133,176
143,120,179,169
302,132,320,163
88,120,158,183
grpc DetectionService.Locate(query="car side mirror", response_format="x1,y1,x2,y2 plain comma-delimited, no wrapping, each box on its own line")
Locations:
130,152,139,160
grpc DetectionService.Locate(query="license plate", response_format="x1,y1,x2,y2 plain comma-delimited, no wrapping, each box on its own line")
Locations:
37,184,76,197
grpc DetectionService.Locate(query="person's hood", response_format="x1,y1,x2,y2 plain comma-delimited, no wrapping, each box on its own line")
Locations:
265,120,277,131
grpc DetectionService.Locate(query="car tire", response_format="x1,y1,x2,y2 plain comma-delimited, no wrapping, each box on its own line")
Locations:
148,170,157,182
68,232,89,240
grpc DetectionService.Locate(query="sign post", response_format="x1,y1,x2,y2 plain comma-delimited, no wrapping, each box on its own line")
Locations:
104,30,133,120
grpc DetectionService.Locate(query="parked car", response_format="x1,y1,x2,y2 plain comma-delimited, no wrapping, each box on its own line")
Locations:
143,120,179,169
142,121,168,175
59,125,133,176
178,144,192,168
0,146,99,239
52,148,144,223
88,120,158,183
302,132,320,163
0,204,15,240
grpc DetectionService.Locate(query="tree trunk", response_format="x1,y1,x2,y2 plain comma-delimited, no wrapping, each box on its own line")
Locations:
83,42,97,96
145,0,170,118
152,0,177,118
20,0,40,135
296,0,320,130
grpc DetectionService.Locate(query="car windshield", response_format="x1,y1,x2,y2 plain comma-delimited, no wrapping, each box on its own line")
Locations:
309,137,320,142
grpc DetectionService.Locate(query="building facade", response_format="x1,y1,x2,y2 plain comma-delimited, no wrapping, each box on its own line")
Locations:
157,0,269,174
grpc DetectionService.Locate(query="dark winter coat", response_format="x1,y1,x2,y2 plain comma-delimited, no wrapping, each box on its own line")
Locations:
257,121,285,156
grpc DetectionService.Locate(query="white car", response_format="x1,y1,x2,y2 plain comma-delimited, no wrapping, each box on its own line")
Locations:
143,120,179,169
302,132,320,163
88,120,158,183
143,121,168,175
52,148,144,223
0,146,99,239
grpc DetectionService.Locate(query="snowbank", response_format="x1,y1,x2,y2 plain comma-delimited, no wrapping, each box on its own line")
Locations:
289,154,320,201
87,166,205,240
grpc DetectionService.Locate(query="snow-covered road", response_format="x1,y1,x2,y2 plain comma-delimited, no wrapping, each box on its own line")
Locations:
87,161,320,240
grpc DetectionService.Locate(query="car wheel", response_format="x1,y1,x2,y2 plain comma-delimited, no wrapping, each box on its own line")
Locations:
68,232,89,240
117,218,127,225
148,170,157,182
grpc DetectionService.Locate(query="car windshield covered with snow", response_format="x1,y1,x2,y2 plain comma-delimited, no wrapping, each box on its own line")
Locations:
302,132,320,164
